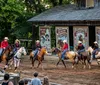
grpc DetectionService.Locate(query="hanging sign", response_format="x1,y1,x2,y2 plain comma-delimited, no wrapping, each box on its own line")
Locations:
39,26,51,52
73,26,89,50
96,27,100,47
56,27,69,49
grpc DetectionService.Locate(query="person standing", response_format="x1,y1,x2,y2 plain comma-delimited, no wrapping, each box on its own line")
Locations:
30,72,42,85
61,40,68,60
1,73,14,85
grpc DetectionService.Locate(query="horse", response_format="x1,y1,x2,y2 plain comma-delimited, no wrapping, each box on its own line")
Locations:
75,46,91,69
52,47,78,69
87,47,100,65
9,47,27,71
0,45,13,69
30,47,48,69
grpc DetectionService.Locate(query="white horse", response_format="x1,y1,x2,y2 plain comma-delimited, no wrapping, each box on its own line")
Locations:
87,47,100,65
9,47,27,71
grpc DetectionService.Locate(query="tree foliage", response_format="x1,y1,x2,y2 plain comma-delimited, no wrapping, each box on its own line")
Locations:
0,0,74,44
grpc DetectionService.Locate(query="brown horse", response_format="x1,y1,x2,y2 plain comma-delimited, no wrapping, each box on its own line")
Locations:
52,48,78,68
30,47,48,69
0,45,13,69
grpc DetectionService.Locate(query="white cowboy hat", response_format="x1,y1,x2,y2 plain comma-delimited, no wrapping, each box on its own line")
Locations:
4,37,9,40
78,41,82,44
15,39,20,44
94,41,97,44
63,40,67,43
36,40,40,43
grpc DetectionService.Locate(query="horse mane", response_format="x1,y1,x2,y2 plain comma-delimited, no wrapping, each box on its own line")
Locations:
55,48,61,53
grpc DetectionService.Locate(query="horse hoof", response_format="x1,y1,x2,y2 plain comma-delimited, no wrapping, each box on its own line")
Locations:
89,66,91,69
72,66,74,69
14,70,17,72
83,66,86,69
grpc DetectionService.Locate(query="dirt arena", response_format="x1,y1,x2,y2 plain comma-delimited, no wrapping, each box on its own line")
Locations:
1,55,100,85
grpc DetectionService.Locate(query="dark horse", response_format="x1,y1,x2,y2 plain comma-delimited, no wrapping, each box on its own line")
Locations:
52,47,78,68
0,45,14,70
76,46,91,69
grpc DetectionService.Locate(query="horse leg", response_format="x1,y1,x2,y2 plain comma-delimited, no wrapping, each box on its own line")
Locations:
4,61,9,70
87,59,91,69
61,60,66,68
9,59,14,69
83,59,86,69
14,58,17,71
56,58,61,66
37,61,41,68
31,57,36,68
96,59,100,65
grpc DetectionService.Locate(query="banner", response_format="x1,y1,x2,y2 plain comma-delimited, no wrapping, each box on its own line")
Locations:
96,27,100,47
39,26,51,52
73,26,88,50
56,27,69,49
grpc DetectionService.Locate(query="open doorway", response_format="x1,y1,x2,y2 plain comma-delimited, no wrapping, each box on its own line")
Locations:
89,26,95,47
69,26,73,50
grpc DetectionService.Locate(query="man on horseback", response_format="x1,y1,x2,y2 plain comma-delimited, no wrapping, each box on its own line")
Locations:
77,41,85,56
33,40,42,58
13,39,21,54
92,41,99,59
0,37,9,57
61,40,68,60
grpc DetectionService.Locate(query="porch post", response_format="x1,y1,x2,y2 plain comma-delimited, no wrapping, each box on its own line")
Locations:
32,25,36,50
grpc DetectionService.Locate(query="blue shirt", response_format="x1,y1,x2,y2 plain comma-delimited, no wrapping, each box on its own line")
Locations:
31,78,42,85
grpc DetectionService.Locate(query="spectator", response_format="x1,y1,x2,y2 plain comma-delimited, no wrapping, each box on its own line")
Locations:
1,73,13,85
43,76,49,85
19,80,24,85
24,79,28,85
30,72,42,85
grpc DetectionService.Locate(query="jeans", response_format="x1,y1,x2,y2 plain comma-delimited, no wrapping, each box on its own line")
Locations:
92,49,98,59
0,48,3,56
33,49,39,58
78,49,85,55
61,49,68,60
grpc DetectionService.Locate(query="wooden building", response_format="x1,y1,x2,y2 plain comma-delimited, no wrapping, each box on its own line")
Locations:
28,0,100,50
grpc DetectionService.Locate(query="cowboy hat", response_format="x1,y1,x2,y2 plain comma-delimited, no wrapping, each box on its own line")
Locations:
4,37,9,40
78,41,82,44
36,40,40,43
63,40,67,43
15,39,20,44
94,41,97,44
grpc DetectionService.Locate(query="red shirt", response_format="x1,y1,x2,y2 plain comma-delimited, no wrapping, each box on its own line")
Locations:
62,43,68,51
0,40,9,49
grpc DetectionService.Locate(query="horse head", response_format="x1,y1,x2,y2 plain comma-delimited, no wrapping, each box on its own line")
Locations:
41,47,48,54
87,46,93,55
19,47,27,55
52,47,61,54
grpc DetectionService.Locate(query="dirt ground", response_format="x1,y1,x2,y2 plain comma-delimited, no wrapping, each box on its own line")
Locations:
1,55,100,85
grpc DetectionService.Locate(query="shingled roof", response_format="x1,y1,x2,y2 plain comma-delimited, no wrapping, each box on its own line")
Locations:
28,4,100,22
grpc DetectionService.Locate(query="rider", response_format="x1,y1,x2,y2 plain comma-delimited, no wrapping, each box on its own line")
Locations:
61,40,68,60
0,37,9,56
92,41,99,59
77,41,85,56
13,39,21,54
33,40,42,58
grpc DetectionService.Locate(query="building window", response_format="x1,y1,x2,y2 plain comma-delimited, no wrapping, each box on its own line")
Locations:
86,0,94,8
